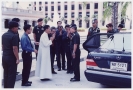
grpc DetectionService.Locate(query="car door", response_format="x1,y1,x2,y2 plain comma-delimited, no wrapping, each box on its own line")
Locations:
83,33,113,52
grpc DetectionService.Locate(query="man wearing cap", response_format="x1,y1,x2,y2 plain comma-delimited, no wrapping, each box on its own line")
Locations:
33,18,44,59
87,19,100,39
70,24,81,82
106,23,115,38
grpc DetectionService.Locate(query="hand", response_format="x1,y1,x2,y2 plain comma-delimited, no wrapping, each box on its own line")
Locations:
50,37,54,41
16,60,20,64
35,42,39,45
72,53,76,59
34,49,38,53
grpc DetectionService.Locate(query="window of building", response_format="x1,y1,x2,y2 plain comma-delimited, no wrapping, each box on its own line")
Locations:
79,20,82,27
71,12,75,18
79,4,82,10
64,13,67,18
45,2,48,4
39,7,42,11
39,2,42,5
34,2,36,5
71,5,75,10
86,12,90,17
51,2,54,4
34,7,36,11
58,6,60,11
72,20,74,24
65,2,67,3
94,11,98,15
45,14,48,18
58,2,61,3
86,20,90,28
94,3,98,9
86,4,90,9
65,20,67,24
51,6,54,11
79,12,82,17
51,13,54,18
45,6,48,11
64,5,67,10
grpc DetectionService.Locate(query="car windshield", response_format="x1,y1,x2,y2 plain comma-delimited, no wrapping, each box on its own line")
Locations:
100,33,131,52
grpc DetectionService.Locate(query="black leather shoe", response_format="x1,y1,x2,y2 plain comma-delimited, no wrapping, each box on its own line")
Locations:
21,82,31,86
62,68,67,71
70,78,80,82
27,81,32,84
66,71,70,74
52,71,57,74
58,68,61,71
70,71,73,74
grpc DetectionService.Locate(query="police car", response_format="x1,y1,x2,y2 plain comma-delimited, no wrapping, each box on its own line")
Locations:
83,32,131,88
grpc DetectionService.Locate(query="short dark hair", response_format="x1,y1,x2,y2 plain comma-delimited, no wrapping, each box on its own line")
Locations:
70,24,77,30
57,26,63,29
8,21,19,29
51,26,56,31
43,25,50,31
12,18,20,22
38,18,43,22
57,21,62,24
65,24,70,28
23,24,31,32
106,23,113,27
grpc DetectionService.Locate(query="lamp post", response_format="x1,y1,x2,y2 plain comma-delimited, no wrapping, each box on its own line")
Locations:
16,1,19,9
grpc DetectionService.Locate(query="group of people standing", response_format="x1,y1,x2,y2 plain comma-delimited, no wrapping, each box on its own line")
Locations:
2,18,81,88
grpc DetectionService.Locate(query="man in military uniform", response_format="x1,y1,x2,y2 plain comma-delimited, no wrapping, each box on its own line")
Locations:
87,19,100,39
70,24,81,82
63,25,73,74
33,18,44,59
2,21,19,88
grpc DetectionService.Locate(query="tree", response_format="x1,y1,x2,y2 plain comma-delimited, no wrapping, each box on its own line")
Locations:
84,16,89,23
103,2,131,29
60,17,66,23
44,17,52,25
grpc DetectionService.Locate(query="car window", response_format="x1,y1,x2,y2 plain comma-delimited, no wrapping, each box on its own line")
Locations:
100,33,131,51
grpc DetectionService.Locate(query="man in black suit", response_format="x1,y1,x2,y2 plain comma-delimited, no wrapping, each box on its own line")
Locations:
63,25,73,74
55,25,66,71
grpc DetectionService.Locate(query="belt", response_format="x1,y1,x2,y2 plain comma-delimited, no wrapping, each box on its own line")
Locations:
23,50,32,53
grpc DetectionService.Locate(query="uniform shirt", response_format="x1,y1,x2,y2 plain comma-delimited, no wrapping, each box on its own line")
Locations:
107,29,115,38
33,25,44,42
70,31,80,51
87,27,100,39
21,33,34,52
2,30,19,56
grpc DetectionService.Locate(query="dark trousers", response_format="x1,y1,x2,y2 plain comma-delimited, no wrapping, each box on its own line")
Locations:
57,48,65,69
2,55,17,88
66,49,73,71
72,49,81,80
50,47,56,72
22,51,32,84
35,45,39,60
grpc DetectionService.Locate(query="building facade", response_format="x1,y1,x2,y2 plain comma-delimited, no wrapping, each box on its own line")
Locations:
1,1,132,30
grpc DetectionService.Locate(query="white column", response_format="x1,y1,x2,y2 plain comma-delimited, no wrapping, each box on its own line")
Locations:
36,2,39,11
61,2,64,18
20,20,24,29
12,2,17,8
118,3,121,24
43,2,45,17
82,4,86,28
48,2,51,18
2,19,5,29
75,2,79,27
125,3,132,30
90,2,94,27
98,2,103,28
67,2,71,24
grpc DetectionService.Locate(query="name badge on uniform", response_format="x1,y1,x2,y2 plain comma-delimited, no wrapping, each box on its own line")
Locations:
38,31,39,33
41,28,44,30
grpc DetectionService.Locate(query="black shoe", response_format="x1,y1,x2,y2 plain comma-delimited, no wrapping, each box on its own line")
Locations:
40,79,50,81
21,82,31,86
62,68,67,71
16,72,19,75
66,71,70,74
27,81,32,84
70,71,73,74
70,78,80,82
52,71,57,74
58,68,61,71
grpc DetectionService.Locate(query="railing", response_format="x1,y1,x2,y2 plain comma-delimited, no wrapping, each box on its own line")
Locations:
2,7,44,16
